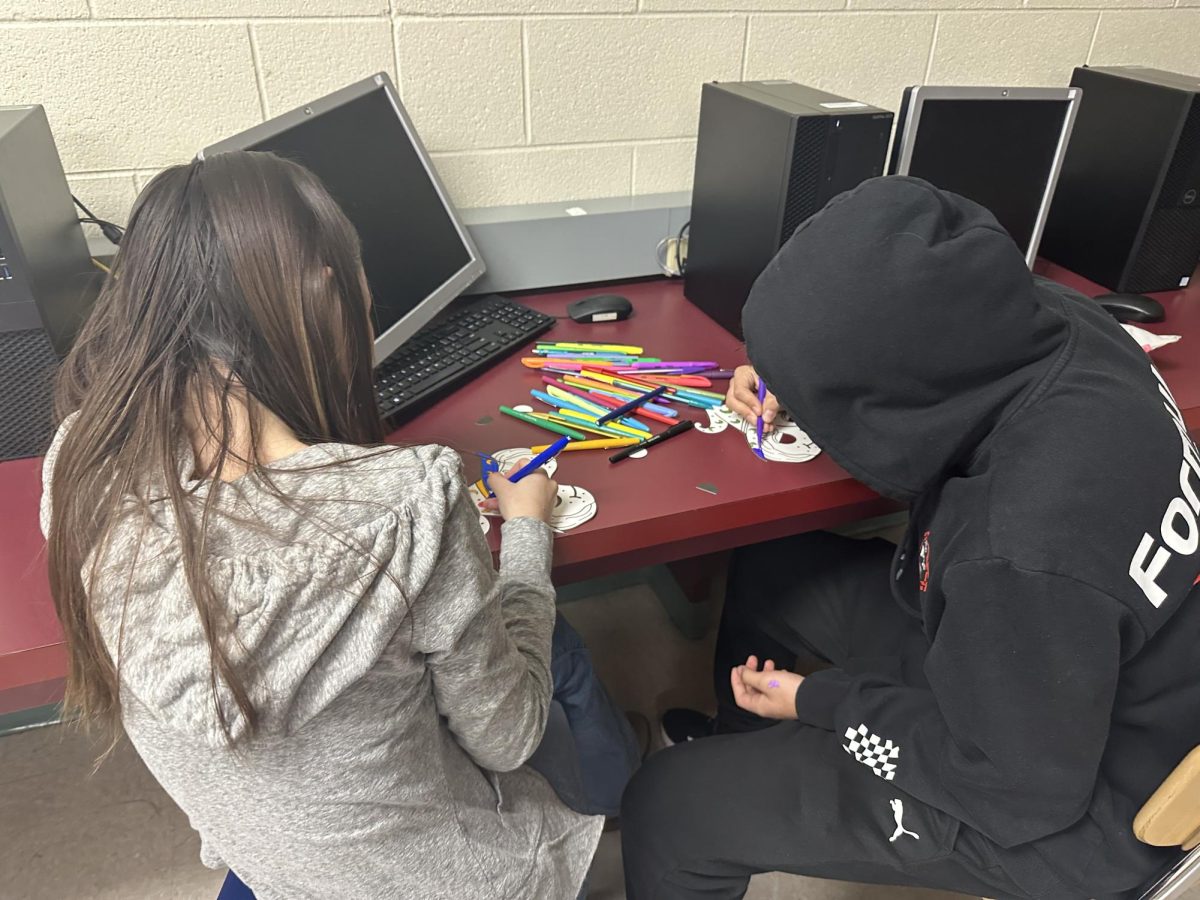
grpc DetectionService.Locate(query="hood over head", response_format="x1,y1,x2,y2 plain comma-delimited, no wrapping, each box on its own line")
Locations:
742,176,1071,501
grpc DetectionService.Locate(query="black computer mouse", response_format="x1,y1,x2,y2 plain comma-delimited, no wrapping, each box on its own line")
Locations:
1095,292,1166,324
567,294,634,324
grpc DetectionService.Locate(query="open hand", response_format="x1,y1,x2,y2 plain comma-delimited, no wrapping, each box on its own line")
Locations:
482,462,557,523
731,655,803,720
726,366,781,432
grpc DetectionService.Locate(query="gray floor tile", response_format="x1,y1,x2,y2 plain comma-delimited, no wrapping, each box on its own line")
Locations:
0,583,1193,899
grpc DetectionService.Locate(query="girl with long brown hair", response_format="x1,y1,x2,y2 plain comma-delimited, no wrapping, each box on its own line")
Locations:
41,151,637,899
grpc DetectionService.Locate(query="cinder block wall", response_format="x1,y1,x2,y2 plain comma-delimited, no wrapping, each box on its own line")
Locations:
3,0,1195,240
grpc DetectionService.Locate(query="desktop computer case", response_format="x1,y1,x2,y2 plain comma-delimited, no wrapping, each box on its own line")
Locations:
1041,67,1200,294
685,81,893,337
0,106,97,460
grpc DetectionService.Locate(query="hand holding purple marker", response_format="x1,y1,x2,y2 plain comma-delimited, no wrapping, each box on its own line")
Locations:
754,378,768,461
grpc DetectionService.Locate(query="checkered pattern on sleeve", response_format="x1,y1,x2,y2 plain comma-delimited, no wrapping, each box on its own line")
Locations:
842,724,900,781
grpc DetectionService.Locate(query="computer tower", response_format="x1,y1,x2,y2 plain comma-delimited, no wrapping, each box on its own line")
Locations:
0,105,98,460
1041,66,1200,293
685,81,893,337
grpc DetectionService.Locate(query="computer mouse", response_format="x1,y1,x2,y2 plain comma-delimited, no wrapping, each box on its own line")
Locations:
1094,292,1166,324
567,294,634,324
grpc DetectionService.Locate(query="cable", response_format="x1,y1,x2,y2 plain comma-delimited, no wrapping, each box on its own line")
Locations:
91,258,111,274
72,194,125,246
71,193,101,221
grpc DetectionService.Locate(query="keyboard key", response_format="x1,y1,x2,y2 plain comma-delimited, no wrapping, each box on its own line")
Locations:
373,295,554,420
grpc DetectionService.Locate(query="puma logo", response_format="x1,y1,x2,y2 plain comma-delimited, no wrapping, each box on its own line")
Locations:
889,798,920,843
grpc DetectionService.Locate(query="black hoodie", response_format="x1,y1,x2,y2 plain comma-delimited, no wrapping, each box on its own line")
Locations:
742,177,1200,898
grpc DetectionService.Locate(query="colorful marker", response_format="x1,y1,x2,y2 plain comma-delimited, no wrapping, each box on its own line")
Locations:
596,386,668,426
536,387,648,432
610,420,696,463
531,438,640,453
531,412,626,439
754,378,768,461
500,405,587,440
581,389,678,426
556,409,646,439
538,341,644,355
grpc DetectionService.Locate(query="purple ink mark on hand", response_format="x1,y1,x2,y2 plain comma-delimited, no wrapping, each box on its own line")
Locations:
768,679,780,689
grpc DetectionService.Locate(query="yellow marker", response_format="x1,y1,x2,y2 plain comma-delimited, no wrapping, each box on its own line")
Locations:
531,412,622,439
546,384,607,415
541,342,644,355
549,411,637,439
564,374,641,399
556,409,645,439
575,369,622,386
531,438,640,453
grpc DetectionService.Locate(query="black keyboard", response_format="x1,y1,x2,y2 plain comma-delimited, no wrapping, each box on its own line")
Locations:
375,294,555,422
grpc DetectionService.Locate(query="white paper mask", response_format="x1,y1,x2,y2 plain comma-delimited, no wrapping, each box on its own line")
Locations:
489,447,559,479
698,405,821,463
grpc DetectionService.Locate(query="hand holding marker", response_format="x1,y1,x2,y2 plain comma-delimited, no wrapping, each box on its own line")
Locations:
753,378,768,461
480,438,568,522
476,437,569,499
505,437,571,483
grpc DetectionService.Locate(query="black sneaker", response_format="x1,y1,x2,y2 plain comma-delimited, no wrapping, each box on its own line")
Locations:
660,708,717,747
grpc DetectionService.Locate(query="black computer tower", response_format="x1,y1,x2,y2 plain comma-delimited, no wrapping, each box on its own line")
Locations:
1041,66,1200,294
685,81,893,337
0,106,98,460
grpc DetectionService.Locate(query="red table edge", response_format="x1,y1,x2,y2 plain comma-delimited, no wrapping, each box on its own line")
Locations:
0,643,68,692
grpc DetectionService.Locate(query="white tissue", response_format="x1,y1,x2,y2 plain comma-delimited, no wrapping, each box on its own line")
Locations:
1122,323,1181,353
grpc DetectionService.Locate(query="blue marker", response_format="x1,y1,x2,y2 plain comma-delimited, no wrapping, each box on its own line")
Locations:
508,437,572,483
531,389,649,432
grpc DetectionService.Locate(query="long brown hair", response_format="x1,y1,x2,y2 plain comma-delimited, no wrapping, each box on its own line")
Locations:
47,151,385,744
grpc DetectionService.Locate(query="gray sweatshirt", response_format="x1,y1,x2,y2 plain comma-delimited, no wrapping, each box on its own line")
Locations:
41,424,602,899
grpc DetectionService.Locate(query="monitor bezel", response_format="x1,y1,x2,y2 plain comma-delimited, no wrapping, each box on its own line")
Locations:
199,72,486,366
890,85,1082,268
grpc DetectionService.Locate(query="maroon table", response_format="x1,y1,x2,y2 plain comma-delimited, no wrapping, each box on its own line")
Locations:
3,267,1198,715
391,278,898,582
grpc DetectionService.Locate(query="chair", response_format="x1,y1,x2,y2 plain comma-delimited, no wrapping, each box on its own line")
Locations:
1133,745,1200,899
216,870,256,900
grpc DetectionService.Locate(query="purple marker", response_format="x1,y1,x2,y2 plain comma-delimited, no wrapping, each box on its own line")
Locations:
754,378,768,460
626,361,718,370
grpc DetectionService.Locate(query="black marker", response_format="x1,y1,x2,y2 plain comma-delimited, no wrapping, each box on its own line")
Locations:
609,420,695,463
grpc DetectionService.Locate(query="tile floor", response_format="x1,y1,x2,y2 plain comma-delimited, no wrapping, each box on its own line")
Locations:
0,584,1188,899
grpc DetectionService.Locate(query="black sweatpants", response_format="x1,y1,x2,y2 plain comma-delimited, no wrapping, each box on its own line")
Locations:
620,532,1033,900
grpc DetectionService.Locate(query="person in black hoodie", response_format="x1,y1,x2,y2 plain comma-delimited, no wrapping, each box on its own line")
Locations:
620,176,1200,900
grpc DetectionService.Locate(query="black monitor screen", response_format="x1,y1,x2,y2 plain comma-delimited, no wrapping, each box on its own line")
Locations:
239,88,473,337
905,99,1069,255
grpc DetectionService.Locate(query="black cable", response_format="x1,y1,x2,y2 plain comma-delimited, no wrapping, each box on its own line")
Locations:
72,194,125,245
676,219,690,276
71,193,100,221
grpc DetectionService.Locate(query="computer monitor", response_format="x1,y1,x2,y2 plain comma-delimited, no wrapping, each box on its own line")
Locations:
201,73,485,364
888,86,1081,266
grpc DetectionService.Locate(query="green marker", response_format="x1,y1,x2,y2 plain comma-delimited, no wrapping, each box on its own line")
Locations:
499,406,588,440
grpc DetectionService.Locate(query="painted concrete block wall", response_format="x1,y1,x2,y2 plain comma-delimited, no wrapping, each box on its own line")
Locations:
1,0,1195,241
